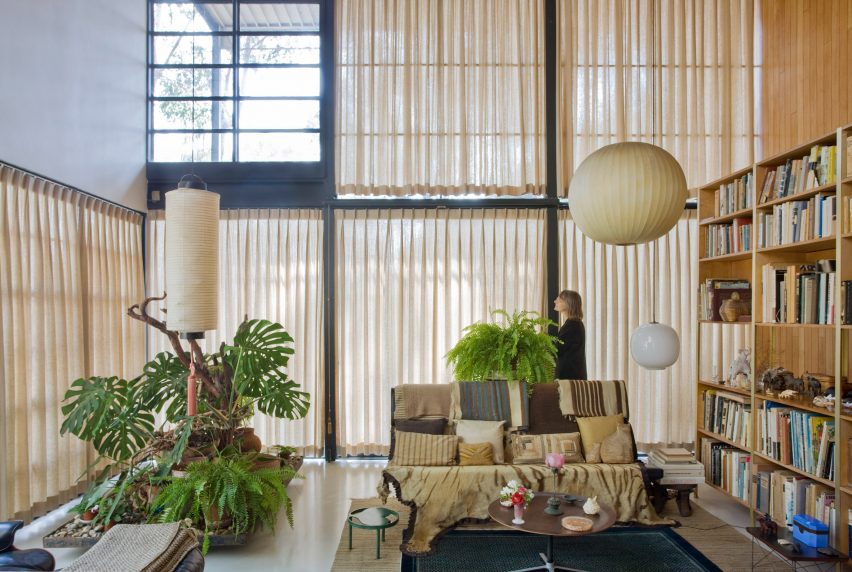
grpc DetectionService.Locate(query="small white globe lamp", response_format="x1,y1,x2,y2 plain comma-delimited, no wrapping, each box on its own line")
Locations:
630,322,680,370
568,142,687,246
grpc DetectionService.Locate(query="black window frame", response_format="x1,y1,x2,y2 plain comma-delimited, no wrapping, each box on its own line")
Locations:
146,0,334,208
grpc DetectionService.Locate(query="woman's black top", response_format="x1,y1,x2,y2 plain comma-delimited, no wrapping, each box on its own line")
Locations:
556,319,587,380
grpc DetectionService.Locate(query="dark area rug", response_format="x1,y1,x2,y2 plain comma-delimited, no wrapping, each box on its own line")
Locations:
401,527,722,572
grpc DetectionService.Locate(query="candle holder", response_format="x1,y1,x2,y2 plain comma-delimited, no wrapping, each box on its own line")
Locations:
544,453,565,516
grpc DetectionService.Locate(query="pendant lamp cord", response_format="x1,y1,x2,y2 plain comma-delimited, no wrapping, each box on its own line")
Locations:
652,239,657,323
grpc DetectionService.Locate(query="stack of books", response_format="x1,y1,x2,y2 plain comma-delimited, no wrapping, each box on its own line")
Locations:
647,447,704,485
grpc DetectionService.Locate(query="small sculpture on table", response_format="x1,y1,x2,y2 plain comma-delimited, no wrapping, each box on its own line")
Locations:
757,513,778,539
544,453,565,516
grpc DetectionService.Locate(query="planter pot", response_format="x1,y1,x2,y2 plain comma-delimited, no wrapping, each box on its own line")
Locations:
172,456,207,478
252,454,281,471
203,505,233,531
80,510,97,523
236,428,262,453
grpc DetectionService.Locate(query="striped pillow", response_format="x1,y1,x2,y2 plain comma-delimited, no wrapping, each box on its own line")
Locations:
392,430,458,466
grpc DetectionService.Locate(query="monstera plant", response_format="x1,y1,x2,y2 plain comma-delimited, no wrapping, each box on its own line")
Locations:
445,310,558,383
59,294,310,533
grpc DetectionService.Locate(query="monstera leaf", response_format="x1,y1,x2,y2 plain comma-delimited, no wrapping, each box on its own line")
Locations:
61,376,155,462
141,351,190,422
225,319,309,420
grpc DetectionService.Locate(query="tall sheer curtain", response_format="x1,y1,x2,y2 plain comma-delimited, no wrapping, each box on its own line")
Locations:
0,163,145,521
559,210,698,449
146,209,325,456
335,208,547,454
558,0,755,193
336,0,546,196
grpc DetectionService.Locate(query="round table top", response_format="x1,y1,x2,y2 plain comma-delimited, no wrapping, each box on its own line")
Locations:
488,493,616,537
347,506,399,530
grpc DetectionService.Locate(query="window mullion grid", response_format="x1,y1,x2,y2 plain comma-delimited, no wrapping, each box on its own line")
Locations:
232,0,240,161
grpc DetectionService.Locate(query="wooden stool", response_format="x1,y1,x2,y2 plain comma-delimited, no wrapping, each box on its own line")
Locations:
652,483,698,517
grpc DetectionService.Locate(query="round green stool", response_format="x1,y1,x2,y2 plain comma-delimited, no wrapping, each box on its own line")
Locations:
347,506,399,559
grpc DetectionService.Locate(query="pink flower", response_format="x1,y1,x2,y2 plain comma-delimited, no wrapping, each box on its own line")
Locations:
546,452,565,469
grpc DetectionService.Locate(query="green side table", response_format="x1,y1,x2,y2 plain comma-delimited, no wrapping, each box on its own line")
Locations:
347,506,399,559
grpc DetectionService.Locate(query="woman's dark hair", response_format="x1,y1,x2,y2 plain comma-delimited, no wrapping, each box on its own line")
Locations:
559,290,583,320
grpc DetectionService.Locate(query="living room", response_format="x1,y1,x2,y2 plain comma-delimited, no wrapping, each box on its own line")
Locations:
1,0,851,571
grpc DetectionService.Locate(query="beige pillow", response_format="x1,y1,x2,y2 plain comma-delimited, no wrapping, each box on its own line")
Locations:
456,419,505,463
600,423,634,464
459,442,494,466
576,414,624,454
393,430,458,466
510,433,585,464
585,442,602,463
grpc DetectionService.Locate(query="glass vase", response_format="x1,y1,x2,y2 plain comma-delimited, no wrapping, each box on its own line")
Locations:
512,503,525,525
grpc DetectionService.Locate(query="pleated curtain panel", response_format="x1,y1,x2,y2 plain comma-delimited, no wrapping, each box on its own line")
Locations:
0,164,145,521
146,209,325,457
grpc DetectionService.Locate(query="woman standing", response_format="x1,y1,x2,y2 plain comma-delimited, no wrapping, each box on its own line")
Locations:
554,290,587,380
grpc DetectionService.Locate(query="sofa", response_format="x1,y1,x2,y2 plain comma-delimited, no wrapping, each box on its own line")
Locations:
379,382,672,555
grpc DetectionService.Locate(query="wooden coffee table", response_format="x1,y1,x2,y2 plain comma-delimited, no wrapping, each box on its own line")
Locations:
488,493,617,572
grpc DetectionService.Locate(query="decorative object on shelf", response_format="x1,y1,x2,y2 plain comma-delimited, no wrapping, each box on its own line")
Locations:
631,238,680,370
544,453,565,515
728,349,751,390
445,310,558,384
568,142,687,246
582,496,600,516
499,480,534,525
720,292,750,322
759,367,801,395
779,389,799,399
758,513,778,539
800,372,828,398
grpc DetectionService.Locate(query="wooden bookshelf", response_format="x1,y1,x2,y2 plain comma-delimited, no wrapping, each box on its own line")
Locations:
696,124,851,550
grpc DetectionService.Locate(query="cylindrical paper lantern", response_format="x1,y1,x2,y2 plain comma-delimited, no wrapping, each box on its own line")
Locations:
165,177,219,334
568,142,687,245
630,322,680,370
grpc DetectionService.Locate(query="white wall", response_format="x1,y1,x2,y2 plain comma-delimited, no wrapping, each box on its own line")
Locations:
0,0,147,211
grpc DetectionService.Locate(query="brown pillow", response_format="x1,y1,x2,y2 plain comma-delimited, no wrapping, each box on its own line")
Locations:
510,433,586,464
510,434,546,464
528,384,580,434
545,433,585,463
600,423,634,464
392,430,458,466
459,442,494,466
390,418,447,458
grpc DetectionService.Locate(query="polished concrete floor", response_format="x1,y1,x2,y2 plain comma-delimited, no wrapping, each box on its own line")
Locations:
17,459,755,571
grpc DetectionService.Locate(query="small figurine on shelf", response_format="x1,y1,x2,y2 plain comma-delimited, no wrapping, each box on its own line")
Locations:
758,513,778,539
728,349,751,390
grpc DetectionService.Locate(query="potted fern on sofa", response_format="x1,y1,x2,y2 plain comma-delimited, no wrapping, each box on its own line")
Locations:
445,310,558,384
47,294,310,547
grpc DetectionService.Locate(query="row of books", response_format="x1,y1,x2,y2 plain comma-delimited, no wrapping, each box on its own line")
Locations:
755,402,835,480
704,219,752,258
842,281,852,325
758,144,837,204
698,279,751,322
702,389,750,447
701,439,750,504
714,172,754,217
760,260,836,324
754,468,835,533
755,193,836,248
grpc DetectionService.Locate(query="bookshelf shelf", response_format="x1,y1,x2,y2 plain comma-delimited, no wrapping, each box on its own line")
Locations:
696,124,851,549
696,427,749,451
704,481,752,509
699,206,754,227
699,320,752,325
699,251,752,263
754,323,836,328
754,393,834,417
756,235,836,254
751,452,836,488
697,379,751,397
756,182,836,210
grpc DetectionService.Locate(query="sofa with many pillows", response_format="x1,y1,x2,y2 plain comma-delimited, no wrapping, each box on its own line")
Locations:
379,380,672,555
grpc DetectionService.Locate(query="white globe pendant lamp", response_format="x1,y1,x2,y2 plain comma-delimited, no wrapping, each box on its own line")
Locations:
568,142,687,246
630,239,680,370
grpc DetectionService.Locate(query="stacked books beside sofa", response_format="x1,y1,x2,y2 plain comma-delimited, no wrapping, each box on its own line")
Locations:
646,447,703,485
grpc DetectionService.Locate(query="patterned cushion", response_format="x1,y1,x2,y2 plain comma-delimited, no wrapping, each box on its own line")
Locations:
456,419,505,464
458,442,494,466
557,379,629,419
510,432,585,464
389,418,448,459
450,380,529,429
393,431,458,466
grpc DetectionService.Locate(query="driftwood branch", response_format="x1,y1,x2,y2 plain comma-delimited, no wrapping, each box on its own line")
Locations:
127,293,222,399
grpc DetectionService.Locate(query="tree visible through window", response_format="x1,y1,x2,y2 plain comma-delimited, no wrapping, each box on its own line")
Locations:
149,1,321,163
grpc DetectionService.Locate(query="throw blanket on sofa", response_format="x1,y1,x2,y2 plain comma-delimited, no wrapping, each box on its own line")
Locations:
380,462,672,555
450,380,529,429
557,379,629,419
393,384,451,419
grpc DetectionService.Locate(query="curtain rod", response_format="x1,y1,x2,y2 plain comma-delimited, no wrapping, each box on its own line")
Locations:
1,159,147,218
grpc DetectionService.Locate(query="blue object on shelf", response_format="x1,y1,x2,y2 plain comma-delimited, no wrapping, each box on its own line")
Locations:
792,514,828,548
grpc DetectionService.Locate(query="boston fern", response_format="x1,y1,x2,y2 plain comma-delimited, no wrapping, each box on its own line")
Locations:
150,454,297,553
446,310,558,383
